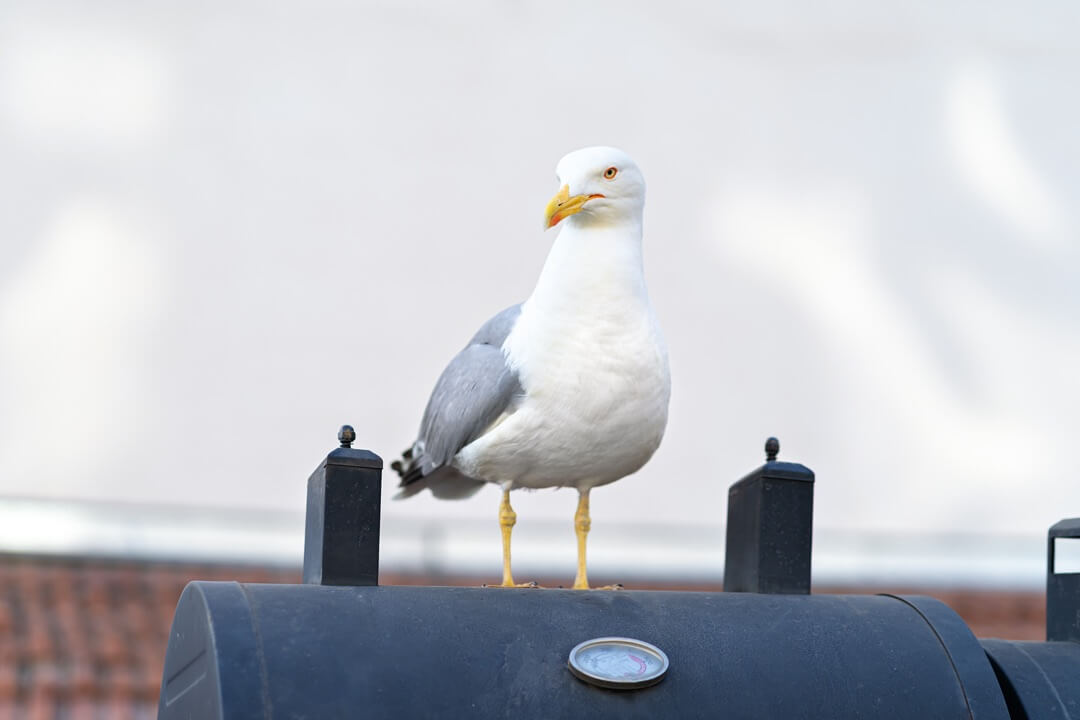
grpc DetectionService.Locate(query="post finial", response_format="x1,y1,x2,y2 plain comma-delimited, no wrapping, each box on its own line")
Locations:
338,425,356,449
765,437,779,462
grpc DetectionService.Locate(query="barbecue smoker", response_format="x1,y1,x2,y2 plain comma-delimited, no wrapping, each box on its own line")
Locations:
157,430,1080,719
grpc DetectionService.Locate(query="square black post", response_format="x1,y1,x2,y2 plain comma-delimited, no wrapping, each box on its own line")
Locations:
724,437,815,594
303,425,383,586
1047,518,1080,642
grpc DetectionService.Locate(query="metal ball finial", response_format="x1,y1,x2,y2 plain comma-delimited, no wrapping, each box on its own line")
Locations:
338,425,356,449
765,437,779,462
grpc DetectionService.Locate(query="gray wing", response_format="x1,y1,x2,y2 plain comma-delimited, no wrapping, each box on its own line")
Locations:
392,304,522,499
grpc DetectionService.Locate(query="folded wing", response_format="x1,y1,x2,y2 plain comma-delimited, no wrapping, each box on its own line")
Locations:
393,305,523,499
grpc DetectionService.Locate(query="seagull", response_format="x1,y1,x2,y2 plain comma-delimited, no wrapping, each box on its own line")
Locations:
392,146,670,589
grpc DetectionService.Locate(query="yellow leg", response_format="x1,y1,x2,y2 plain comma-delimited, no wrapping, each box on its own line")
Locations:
488,489,536,588
572,490,591,589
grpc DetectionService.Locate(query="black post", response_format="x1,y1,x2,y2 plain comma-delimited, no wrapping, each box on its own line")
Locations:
724,437,815,594
303,425,383,586
1047,518,1080,642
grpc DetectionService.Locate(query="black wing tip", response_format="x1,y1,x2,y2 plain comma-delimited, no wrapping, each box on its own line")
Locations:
391,446,426,487
400,466,425,487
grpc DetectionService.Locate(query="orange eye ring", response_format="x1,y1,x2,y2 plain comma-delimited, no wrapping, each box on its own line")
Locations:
603,166,618,180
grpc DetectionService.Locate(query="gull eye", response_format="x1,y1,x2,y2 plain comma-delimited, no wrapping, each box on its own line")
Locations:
603,166,618,180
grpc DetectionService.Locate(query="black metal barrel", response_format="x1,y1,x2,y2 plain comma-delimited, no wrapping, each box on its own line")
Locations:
982,640,1080,718
159,583,1008,720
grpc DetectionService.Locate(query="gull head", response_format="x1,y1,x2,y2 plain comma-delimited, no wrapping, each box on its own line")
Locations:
544,146,645,230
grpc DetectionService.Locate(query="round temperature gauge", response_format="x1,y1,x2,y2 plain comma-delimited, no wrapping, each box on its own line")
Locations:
567,637,669,690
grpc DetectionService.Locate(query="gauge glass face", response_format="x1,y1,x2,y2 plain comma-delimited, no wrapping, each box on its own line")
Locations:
577,645,663,679
568,637,668,689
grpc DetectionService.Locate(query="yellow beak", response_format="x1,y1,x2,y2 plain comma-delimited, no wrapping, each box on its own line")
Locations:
544,185,601,229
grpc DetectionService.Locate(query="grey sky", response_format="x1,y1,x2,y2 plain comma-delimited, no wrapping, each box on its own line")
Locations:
0,1,1077,566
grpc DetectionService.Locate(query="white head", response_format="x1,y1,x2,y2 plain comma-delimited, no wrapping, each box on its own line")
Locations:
543,146,646,230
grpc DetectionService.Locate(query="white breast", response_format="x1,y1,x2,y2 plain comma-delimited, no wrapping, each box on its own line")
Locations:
453,221,671,491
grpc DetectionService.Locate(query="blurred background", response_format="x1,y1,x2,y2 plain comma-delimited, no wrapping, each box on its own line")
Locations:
1,0,1078,717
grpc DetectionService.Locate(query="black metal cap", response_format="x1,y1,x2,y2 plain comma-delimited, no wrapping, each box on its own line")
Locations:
725,437,815,594
304,425,383,587
765,437,780,462
730,437,814,489
322,425,382,469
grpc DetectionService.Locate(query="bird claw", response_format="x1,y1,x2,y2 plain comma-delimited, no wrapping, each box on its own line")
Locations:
482,581,541,589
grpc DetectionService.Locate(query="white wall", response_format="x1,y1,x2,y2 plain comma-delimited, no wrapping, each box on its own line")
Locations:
1,1,1077,576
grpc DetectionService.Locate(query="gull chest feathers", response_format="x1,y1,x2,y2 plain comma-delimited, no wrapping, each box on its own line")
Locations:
478,223,671,490
393,146,671,589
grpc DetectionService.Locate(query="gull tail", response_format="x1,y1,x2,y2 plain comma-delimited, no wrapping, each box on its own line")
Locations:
391,445,485,500
390,446,426,498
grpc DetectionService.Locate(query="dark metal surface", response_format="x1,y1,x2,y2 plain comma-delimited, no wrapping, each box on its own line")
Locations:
302,427,382,587
887,595,1016,720
1047,518,1080,643
983,640,1080,720
157,584,1009,720
724,437,815,594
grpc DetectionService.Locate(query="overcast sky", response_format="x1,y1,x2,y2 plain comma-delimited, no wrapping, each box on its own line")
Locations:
1,1,1078,559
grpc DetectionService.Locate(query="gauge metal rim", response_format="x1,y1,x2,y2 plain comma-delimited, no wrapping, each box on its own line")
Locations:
567,636,669,690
